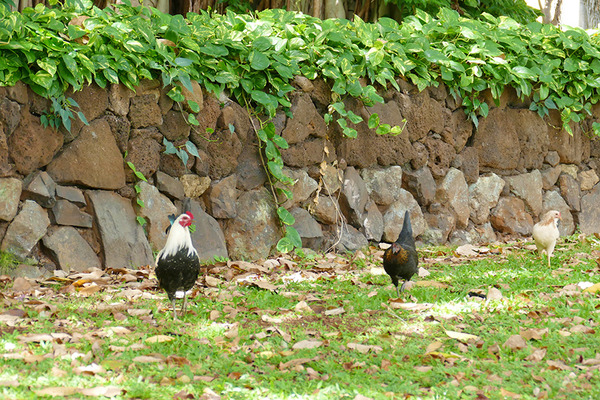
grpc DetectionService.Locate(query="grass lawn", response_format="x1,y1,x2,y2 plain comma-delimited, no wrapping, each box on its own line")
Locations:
1,234,600,399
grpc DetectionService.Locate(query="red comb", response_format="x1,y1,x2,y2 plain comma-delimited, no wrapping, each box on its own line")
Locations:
185,211,194,219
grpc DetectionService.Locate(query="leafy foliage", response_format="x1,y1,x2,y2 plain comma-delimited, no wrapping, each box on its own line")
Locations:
125,160,148,227
40,95,88,133
383,0,541,25
162,138,201,171
1,2,597,137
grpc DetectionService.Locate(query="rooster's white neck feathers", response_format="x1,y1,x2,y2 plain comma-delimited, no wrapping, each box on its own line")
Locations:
157,215,197,261
538,211,560,229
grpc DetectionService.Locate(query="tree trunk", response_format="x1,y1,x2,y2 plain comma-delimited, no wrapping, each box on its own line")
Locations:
583,0,600,28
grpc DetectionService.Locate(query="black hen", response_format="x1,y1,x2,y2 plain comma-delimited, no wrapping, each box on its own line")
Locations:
382,210,419,297
155,211,200,320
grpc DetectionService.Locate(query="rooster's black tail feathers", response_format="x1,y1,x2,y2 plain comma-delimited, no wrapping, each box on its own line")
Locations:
397,210,413,245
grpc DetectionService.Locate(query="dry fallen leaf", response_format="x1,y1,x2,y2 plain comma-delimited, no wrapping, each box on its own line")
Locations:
487,287,503,300
133,355,164,363
570,324,595,334
347,343,382,354
205,276,221,287
503,335,527,350
279,357,313,369
455,244,479,257
525,348,547,362
294,301,313,313
425,341,443,354
324,307,345,316
145,335,174,344
292,340,323,350
520,328,549,340
12,277,33,292
547,360,572,371
77,284,103,296
445,330,480,342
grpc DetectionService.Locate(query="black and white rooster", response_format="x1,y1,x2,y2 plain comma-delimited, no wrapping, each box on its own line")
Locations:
155,211,200,320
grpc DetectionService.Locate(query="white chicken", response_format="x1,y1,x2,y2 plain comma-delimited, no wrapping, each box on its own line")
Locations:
532,210,561,268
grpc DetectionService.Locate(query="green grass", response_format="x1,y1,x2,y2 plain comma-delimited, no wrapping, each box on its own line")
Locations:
0,250,21,275
1,235,600,399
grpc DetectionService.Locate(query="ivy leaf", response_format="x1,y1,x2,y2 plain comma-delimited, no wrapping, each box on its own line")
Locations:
175,57,194,67
276,186,293,200
103,68,119,84
265,139,280,160
177,73,194,93
277,207,295,225
124,40,147,53
257,128,268,143
276,237,294,253
61,114,72,133
272,135,289,149
285,226,302,248
251,90,272,107
368,113,379,129
512,66,536,79
185,141,200,158
187,114,199,126
199,44,229,57
77,111,89,126
250,51,271,71
376,124,391,135
188,100,200,114
330,102,347,116
346,110,363,124
263,122,276,139
343,127,357,138
389,125,404,136
167,86,185,102
178,149,189,167
163,138,178,154
267,161,285,181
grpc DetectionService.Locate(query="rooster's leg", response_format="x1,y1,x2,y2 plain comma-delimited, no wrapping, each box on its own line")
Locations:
182,294,188,315
400,281,407,294
171,298,178,321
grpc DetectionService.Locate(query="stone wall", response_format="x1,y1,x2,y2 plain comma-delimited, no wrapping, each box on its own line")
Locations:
1,77,600,277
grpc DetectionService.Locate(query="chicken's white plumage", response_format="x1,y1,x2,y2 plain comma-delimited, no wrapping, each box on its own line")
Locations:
156,217,197,261
532,210,561,268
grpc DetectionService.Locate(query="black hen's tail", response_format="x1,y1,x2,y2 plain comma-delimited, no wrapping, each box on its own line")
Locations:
397,210,414,245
